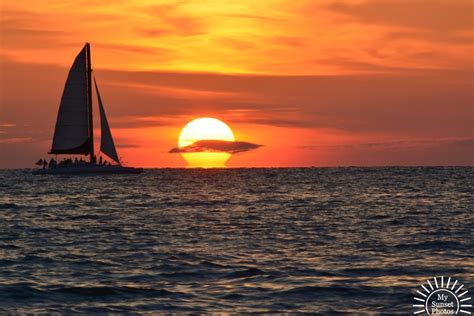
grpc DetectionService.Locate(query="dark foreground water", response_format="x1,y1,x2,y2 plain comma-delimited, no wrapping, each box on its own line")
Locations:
0,168,472,314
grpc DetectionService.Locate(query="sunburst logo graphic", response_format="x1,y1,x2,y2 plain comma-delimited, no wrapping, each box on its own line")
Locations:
413,276,472,315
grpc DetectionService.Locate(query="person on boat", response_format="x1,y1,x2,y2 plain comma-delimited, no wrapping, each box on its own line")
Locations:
49,158,56,169
99,156,103,165
74,157,78,165
65,158,72,166
43,159,48,169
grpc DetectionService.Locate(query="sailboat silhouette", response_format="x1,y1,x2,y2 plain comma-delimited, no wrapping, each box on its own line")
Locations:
33,43,142,175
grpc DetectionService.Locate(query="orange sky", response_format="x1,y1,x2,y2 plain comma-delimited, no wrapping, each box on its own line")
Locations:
1,0,473,167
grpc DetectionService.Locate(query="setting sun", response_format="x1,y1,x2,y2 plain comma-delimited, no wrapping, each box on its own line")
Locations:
178,118,235,168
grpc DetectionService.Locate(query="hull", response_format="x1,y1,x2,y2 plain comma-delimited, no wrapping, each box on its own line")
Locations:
32,165,143,175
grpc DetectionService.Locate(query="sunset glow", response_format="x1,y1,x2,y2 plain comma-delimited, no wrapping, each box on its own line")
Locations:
0,0,473,168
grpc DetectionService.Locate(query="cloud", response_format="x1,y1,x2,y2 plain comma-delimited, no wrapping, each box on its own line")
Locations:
0,137,33,144
117,143,141,149
109,115,179,128
384,30,473,45
95,43,172,56
299,138,474,151
139,2,207,37
3,57,473,136
444,138,474,147
328,0,473,31
169,140,262,154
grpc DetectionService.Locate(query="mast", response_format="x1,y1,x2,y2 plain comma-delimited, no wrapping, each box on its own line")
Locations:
86,43,95,163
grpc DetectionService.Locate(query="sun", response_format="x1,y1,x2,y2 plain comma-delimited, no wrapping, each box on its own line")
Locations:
178,117,235,168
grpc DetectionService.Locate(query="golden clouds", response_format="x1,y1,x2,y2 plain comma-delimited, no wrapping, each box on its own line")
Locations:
2,0,472,75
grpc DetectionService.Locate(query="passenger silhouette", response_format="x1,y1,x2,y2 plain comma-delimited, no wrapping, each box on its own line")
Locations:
49,158,56,169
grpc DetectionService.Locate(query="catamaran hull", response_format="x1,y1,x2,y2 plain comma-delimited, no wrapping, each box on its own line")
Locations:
32,165,143,175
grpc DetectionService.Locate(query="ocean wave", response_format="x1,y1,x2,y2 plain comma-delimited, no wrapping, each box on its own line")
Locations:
0,203,20,210
49,285,184,297
0,168,472,313
276,285,385,298
226,267,267,278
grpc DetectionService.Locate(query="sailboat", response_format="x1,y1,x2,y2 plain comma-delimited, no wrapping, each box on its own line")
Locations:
32,43,143,175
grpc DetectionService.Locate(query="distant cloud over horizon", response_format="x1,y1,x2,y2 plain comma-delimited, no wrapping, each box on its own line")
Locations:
169,140,262,154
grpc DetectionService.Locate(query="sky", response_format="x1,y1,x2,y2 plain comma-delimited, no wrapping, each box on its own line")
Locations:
0,0,473,168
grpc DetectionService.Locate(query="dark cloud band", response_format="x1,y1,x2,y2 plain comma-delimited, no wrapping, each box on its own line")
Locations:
169,140,262,154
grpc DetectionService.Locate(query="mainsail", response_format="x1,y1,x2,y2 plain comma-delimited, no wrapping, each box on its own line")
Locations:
50,45,91,154
33,43,144,174
94,78,120,164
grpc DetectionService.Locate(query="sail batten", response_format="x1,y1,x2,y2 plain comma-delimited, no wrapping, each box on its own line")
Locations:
94,78,120,164
50,46,90,154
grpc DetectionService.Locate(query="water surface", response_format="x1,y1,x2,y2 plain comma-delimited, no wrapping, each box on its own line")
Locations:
0,168,472,314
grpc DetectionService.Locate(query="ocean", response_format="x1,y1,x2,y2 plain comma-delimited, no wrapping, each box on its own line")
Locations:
0,168,472,314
